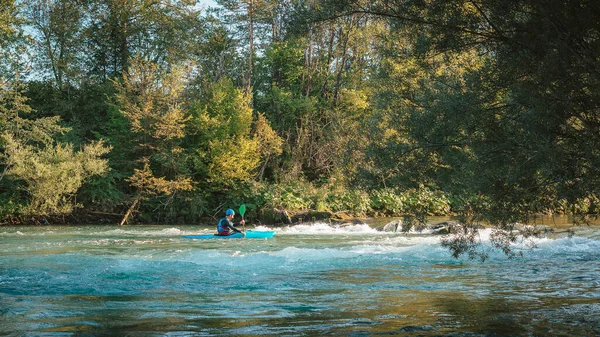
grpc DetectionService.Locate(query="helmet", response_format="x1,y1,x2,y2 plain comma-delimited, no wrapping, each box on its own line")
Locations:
225,208,235,216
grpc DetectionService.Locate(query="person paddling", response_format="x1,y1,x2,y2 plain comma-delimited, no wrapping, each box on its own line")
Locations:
217,209,245,236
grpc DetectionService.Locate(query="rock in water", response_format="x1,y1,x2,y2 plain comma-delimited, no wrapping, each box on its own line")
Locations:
383,220,402,232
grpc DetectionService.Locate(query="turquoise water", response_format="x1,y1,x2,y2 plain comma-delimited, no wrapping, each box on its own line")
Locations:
1,223,599,336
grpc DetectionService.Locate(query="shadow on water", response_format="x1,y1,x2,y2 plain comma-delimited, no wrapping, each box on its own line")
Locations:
426,293,600,337
307,291,600,337
6,287,600,336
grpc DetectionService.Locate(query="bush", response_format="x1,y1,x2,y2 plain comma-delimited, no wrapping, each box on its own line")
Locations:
218,181,453,222
401,188,451,216
257,181,313,211
326,188,371,215
370,189,404,215
370,187,451,216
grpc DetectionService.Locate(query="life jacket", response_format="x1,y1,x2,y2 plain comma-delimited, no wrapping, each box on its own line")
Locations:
217,218,231,235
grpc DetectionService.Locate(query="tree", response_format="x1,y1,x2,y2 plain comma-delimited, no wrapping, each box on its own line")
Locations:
113,56,193,224
188,77,262,187
25,0,85,91
83,0,201,79
193,16,237,83
216,0,278,93
252,7,384,183
253,111,283,179
0,81,110,216
0,0,31,81
315,0,600,258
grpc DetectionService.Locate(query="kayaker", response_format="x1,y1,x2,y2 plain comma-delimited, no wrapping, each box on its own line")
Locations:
217,209,245,236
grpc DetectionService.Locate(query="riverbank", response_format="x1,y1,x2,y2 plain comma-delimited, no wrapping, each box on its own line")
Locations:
4,209,599,240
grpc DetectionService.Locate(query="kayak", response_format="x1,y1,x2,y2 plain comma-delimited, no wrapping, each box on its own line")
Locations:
182,230,275,240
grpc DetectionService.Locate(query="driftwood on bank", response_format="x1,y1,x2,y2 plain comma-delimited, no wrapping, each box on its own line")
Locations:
120,197,140,226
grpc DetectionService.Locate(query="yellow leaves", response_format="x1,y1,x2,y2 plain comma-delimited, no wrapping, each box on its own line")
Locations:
567,116,585,131
152,105,191,140
114,56,194,199
200,78,253,138
190,77,274,188
384,58,426,94
462,2,480,15
207,136,260,185
382,127,400,141
0,85,111,215
4,134,111,215
115,57,190,141
114,59,283,195
338,88,369,111
127,160,192,196
253,112,283,158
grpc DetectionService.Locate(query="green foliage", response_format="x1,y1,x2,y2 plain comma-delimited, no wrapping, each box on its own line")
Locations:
78,172,124,210
0,82,68,146
0,197,23,219
25,81,117,145
4,135,110,215
323,0,600,258
0,83,111,216
370,188,451,217
260,183,313,211
25,0,85,90
113,56,193,201
189,77,261,187
239,179,451,219
253,112,283,159
326,188,371,215
263,40,305,90
0,0,18,37
370,189,404,215
0,0,30,79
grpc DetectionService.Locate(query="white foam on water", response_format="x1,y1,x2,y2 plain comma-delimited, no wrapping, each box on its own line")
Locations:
267,246,358,260
0,229,55,237
348,243,414,255
177,249,247,265
440,227,600,253
85,227,220,238
97,227,188,237
531,235,600,253
84,238,166,246
0,230,26,236
275,222,381,235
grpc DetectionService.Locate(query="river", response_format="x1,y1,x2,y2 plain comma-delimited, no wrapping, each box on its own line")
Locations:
1,221,599,336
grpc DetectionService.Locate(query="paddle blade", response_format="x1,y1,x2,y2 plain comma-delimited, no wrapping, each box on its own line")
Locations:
239,204,246,217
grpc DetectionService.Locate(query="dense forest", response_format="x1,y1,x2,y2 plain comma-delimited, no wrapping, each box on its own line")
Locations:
1,0,599,256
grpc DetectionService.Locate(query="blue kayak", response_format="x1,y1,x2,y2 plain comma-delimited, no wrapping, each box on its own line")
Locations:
183,230,275,240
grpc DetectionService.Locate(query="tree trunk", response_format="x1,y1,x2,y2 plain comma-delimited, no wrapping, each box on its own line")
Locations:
247,0,254,95
333,19,355,107
321,24,336,99
120,197,140,226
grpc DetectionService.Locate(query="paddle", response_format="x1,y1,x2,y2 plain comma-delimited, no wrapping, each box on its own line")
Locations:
239,204,247,235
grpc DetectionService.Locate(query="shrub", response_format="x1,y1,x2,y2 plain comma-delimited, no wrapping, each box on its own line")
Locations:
326,188,371,215
370,188,404,215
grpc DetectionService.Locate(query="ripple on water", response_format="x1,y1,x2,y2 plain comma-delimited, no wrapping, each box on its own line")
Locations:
1,225,599,336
